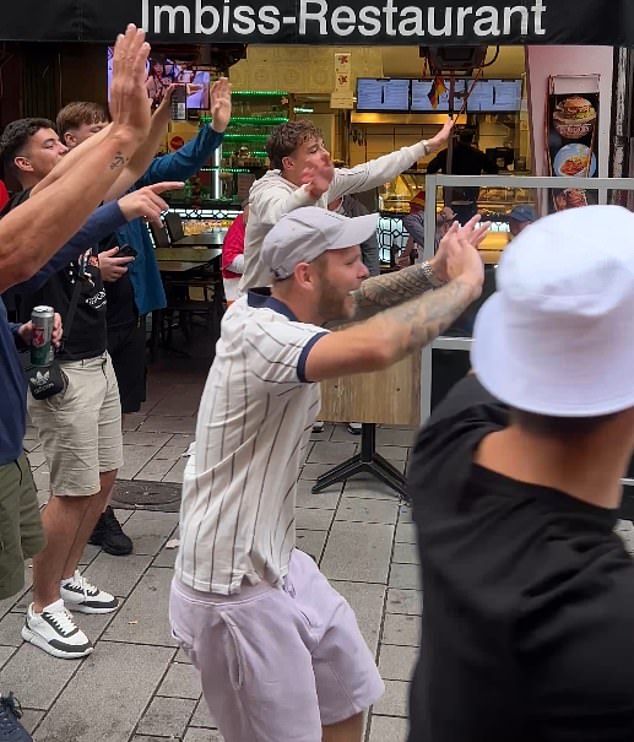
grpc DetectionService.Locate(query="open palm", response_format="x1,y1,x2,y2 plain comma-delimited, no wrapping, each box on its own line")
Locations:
210,77,232,133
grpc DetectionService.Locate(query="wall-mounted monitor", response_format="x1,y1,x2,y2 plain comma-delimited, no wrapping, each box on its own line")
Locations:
467,79,523,112
356,78,410,112
410,79,467,112
107,47,211,112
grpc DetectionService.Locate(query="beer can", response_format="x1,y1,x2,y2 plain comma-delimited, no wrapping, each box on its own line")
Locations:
30,306,55,366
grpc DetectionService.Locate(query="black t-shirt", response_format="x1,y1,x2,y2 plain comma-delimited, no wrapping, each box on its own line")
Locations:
427,143,498,203
407,375,634,742
98,233,138,329
20,251,107,361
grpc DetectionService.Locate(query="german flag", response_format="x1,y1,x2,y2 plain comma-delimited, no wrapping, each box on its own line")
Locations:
428,76,448,109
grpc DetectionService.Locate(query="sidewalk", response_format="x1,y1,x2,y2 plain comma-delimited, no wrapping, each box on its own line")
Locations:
1,358,421,742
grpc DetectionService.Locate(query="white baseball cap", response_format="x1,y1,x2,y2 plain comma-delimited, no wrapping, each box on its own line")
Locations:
261,206,379,280
471,205,634,417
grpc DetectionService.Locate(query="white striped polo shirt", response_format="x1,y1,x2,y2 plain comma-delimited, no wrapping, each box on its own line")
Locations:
175,290,328,595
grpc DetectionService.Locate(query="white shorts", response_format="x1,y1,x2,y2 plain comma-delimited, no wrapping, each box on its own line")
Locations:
28,352,123,496
169,549,384,742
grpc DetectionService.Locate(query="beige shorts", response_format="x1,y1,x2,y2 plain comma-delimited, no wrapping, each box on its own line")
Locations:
28,352,123,497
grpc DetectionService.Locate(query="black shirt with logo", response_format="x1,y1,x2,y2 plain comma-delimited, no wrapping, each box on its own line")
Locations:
98,232,138,330
407,375,634,742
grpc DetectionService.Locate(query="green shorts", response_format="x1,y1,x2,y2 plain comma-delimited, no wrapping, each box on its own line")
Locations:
0,453,46,600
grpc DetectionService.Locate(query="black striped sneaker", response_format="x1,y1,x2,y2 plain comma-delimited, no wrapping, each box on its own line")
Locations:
60,571,119,614
21,600,93,660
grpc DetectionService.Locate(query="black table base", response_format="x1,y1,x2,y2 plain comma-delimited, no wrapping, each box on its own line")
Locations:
311,423,408,500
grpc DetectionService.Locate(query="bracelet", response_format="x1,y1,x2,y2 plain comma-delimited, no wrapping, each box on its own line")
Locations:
422,139,430,156
420,261,444,288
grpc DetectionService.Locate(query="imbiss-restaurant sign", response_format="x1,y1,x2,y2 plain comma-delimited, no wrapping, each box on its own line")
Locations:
5,0,634,44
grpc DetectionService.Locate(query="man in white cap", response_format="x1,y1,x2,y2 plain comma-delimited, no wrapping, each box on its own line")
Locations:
407,205,634,742
170,206,488,742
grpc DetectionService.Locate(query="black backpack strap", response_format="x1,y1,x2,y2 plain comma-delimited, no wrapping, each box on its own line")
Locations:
57,278,83,354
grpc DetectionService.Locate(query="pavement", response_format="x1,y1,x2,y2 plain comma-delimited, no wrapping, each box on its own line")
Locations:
5,356,634,742
1,358,422,742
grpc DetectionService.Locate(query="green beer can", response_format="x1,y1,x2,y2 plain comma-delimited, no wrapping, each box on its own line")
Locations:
30,306,55,366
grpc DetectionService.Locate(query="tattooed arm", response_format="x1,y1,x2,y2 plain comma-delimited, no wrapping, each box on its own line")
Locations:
304,226,484,382
350,215,490,321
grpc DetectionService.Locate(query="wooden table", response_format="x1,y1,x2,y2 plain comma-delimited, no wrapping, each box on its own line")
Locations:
155,247,222,264
157,260,203,273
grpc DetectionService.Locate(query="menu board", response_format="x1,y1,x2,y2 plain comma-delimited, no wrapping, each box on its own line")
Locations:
410,79,466,112
356,78,410,111
467,79,522,111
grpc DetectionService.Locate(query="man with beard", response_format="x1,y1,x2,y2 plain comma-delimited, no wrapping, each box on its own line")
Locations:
170,206,489,742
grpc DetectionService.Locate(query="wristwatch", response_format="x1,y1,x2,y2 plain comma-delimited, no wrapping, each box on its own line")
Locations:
420,261,444,288
422,139,431,156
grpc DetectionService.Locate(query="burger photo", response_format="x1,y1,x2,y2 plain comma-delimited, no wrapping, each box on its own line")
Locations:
553,96,597,140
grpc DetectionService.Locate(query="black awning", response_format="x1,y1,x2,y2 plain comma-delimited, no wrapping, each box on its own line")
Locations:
8,0,634,45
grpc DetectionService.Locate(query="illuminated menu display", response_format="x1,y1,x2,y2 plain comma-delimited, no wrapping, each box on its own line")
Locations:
411,79,466,112
356,78,410,111
467,79,522,111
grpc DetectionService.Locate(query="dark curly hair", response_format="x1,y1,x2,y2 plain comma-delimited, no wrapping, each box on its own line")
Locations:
0,118,56,173
265,119,323,170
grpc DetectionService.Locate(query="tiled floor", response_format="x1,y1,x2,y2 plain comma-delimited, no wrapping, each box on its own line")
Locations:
3,357,421,742
7,353,634,742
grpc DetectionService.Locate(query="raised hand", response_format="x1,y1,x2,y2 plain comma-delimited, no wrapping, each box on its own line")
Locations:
426,117,454,154
439,222,484,289
109,24,152,144
118,181,184,225
301,153,335,200
209,77,232,133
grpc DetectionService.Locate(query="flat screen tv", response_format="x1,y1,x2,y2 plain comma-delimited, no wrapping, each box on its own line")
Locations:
356,78,410,112
106,46,211,112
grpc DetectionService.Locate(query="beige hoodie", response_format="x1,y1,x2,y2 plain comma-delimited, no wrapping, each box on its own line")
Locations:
239,140,428,293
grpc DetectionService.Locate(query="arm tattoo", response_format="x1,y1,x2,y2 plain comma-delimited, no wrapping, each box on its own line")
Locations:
379,280,476,356
109,152,127,170
351,263,440,321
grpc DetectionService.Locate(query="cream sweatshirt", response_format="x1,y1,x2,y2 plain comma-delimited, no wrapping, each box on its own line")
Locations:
239,140,428,293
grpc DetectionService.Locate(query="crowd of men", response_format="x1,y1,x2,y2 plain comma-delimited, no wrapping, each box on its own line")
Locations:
0,22,633,742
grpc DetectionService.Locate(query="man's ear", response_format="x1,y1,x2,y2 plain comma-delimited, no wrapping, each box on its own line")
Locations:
13,155,32,174
63,132,76,149
293,262,315,290
281,155,294,172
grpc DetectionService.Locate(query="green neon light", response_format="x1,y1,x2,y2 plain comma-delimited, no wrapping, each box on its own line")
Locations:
232,90,288,96
230,116,288,124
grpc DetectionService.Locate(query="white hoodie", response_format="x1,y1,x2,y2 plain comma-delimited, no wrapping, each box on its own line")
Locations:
239,140,428,293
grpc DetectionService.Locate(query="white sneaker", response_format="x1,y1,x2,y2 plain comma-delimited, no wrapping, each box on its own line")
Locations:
22,600,93,659
60,570,119,614
347,422,363,435
312,421,325,433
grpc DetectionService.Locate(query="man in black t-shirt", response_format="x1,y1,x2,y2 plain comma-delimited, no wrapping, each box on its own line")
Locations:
407,205,634,742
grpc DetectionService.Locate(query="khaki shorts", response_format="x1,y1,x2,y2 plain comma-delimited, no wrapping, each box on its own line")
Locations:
0,453,46,600
28,352,123,497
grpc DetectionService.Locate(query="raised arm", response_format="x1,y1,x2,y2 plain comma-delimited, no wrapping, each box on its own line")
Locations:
350,216,489,321
0,24,151,293
304,226,484,381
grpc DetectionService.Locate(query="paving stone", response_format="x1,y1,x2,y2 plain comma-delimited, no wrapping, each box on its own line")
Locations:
139,416,197,434
118,446,159,480
83,553,153,598
299,462,339,481
150,393,200,418
190,697,217,728
184,729,224,741
392,541,419,565
378,644,418,681
376,427,417,447
0,568,31,618
0,642,80,708
389,563,421,590
369,714,409,742
163,457,188,483
382,614,421,647
295,530,328,563
137,696,197,738
31,468,50,492
0,612,27,647
117,511,179,556
152,545,178,569
331,580,385,654
296,507,335,531
15,708,45,735
0,644,15,668
135,457,180,482
103,568,176,647
78,542,102,566
377,445,409,462
336,497,399,525
158,661,202,699
386,588,423,616
343,478,401,500
395,520,417,544
123,432,173,446
34,643,174,742
121,412,145,432
374,679,409,718
26,450,46,468
321,522,394,584
296,479,341,509
309,423,334,440
307,441,357,464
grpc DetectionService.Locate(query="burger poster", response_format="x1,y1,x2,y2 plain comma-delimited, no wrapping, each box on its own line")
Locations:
546,77,599,212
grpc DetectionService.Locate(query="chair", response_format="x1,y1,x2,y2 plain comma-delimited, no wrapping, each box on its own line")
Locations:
148,220,171,248
164,211,224,247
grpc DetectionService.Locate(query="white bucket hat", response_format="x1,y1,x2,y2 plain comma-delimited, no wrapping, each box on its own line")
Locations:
261,206,378,280
471,205,634,417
